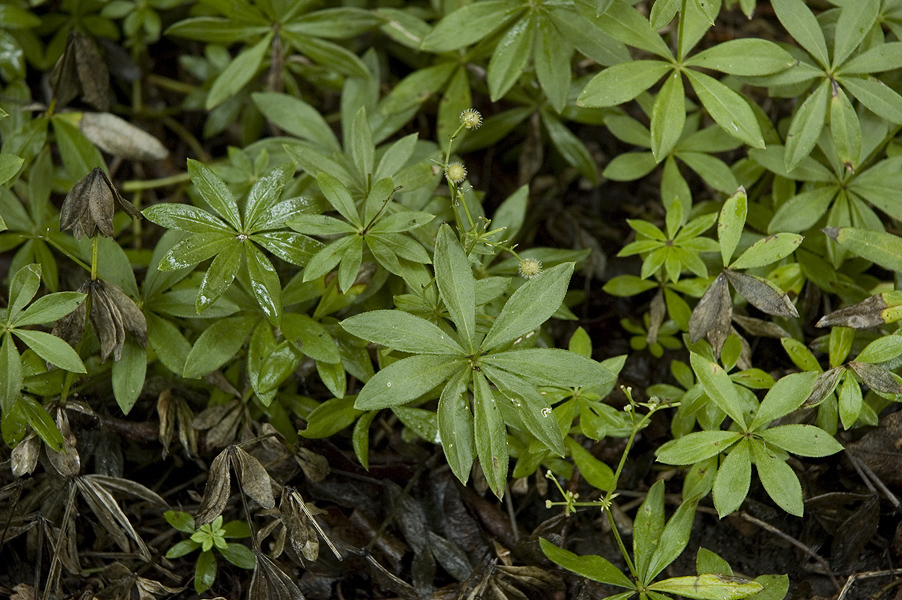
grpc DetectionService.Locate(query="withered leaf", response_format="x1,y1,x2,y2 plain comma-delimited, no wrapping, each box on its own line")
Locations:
196,449,230,527
49,31,110,111
831,494,879,573
11,583,35,600
11,434,40,477
804,367,843,407
732,313,791,339
232,445,275,510
366,554,418,600
849,361,902,395
724,269,799,317
295,447,329,482
427,531,472,581
46,410,80,477
99,279,147,347
281,487,341,561
52,297,87,349
80,112,168,161
646,288,665,347
817,294,893,329
249,552,305,600
75,476,151,559
60,168,139,240
689,271,732,354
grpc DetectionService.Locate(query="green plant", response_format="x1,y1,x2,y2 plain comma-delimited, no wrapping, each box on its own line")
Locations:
164,511,256,593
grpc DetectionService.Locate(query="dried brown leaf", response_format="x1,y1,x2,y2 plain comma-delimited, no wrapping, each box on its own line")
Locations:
817,294,890,329
49,31,110,110
689,271,732,354
12,434,40,477
11,583,35,600
75,476,151,559
295,447,329,482
80,112,168,161
232,446,275,510
46,411,80,477
249,552,305,600
849,361,902,395
724,270,799,317
804,367,843,408
196,449,230,527
646,288,666,346
731,313,791,339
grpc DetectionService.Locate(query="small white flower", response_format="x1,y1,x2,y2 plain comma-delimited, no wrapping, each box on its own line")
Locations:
460,108,483,130
518,258,543,279
445,162,467,184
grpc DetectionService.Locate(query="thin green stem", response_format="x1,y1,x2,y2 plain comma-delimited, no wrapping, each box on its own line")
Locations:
90,235,99,281
677,0,688,62
122,172,191,192
40,234,91,272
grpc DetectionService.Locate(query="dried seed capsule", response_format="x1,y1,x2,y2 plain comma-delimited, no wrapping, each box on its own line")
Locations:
60,167,139,239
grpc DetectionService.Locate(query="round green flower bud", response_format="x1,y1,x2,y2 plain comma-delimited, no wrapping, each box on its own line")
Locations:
518,258,543,279
445,162,467,183
460,108,483,130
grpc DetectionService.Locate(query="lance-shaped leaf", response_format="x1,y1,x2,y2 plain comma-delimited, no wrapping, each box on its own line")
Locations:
750,440,804,516
435,225,477,350
437,369,474,484
656,431,742,465
759,424,843,457
848,361,902,395
482,348,613,389
79,112,168,161
689,272,731,354
690,352,747,429
232,446,275,510
717,188,746,267
712,438,751,517
817,292,902,329
472,371,508,498
196,450,230,526
824,227,902,272
354,354,466,410
724,270,798,318
749,371,817,430
341,310,465,355
539,538,634,589
649,574,763,599
482,262,574,350
188,159,242,230
729,233,803,270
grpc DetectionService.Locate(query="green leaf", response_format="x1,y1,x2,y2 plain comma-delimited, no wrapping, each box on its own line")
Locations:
656,431,742,465
287,214,357,236
300,395,362,438
142,203,231,234
542,112,599,183
823,227,902,272
838,42,902,75
578,60,671,108
18,396,64,451
487,15,534,101
730,233,803,270
303,237,354,283
352,409,377,469
112,341,146,415
317,171,359,226
718,187,747,267
0,332,22,413
338,235,363,293
831,83,862,172
690,352,746,429
678,152,739,194
838,372,862,429
13,330,85,373
219,543,255,569
244,162,294,233
341,310,465,355
849,156,902,222
187,159,241,230
595,0,673,59
165,510,196,534
350,106,374,180
280,313,339,363
646,494,701,581
685,70,764,148
197,239,242,314
856,334,902,364
535,16,571,113
686,39,795,76
649,574,763,599
784,79,830,171
355,354,465,410
713,438,751,517
749,371,817,430
244,243,282,326
839,75,902,124
435,225,477,351
750,440,804,516
252,92,340,151
420,0,522,52
159,232,234,271
253,231,322,266
183,315,257,379
7,263,40,323
166,539,201,559
482,263,574,350
0,153,23,186
473,371,508,498
771,0,829,68
565,437,614,490
52,115,105,180
165,18,268,43
759,424,843,457
206,31,273,109
651,71,685,161
195,549,217,593
146,313,191,375
539,538,634,589
634,479,665,581
832,0,879,68
483,348,613,389
290,34,371,79
374,134,419,183
437,369,474,484
768,187,837,234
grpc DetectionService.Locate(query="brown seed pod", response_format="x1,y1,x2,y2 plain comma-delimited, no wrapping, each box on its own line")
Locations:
60,168,139,239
